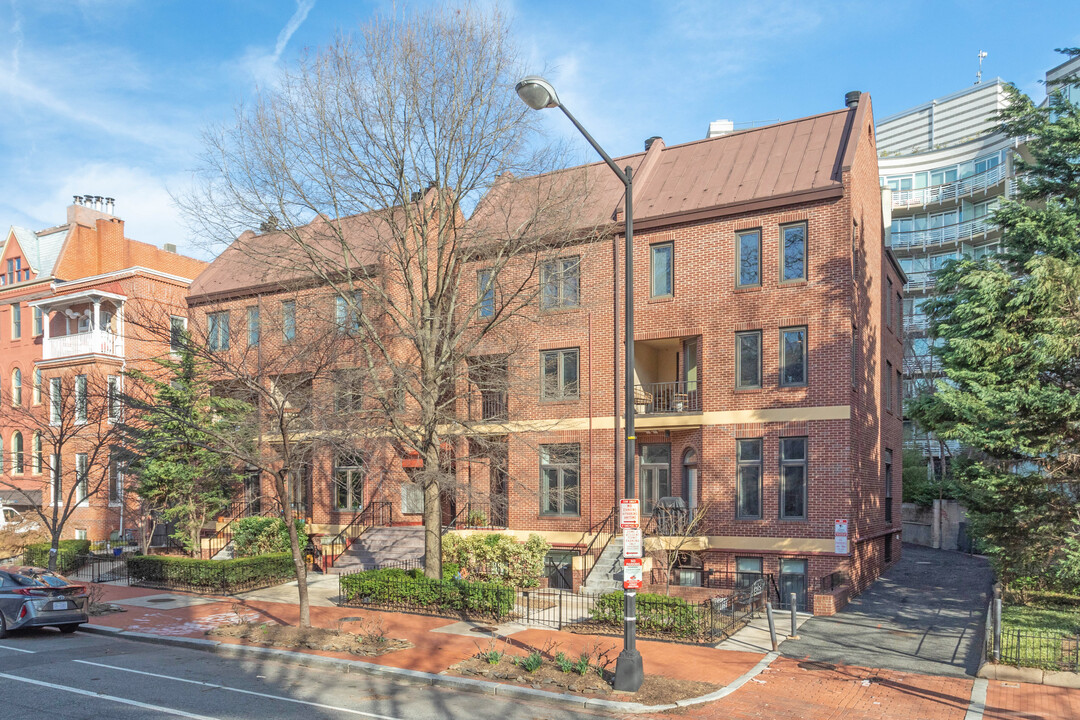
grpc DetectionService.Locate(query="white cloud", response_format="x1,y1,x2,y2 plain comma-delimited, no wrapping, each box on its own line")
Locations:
237,0,318,88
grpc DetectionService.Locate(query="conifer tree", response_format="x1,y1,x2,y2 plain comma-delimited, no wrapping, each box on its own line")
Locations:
911,49,1080,592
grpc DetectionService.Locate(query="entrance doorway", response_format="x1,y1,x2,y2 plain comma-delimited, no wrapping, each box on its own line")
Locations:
640,444,671,517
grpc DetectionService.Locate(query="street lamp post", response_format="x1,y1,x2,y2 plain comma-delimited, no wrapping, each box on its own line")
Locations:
516,76,644,692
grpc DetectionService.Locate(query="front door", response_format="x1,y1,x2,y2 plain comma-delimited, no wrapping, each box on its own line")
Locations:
639,444,671,517
244,470,262,515
779,558,808,610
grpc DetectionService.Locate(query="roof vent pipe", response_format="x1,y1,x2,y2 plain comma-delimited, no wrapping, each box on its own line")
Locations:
845,91,861,109
644,136,662,151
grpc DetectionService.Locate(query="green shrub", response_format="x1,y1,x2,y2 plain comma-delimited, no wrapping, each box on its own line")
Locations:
517,651,542,672
23,540,92,573
339,568,514,618
127,553,296,593
441,532,550,588
589,591,707,639
231,517,308,558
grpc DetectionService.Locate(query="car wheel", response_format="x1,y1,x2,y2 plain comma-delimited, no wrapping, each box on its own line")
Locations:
0,614,7,639
58,623,80,634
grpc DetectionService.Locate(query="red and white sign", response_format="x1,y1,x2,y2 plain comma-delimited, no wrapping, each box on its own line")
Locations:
619,498,640,529
834,519,849,555
622,558,643,590
622,526,643,559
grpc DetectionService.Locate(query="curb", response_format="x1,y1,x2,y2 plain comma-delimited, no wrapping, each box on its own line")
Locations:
81,624,777,713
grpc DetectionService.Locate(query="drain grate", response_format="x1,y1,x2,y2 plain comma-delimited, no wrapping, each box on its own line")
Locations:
146,598,176,603
798,661,836,671
469,626,499,634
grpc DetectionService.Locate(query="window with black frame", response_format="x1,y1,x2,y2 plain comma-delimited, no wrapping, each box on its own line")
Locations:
539,444,579,516
736,439,762,519
335,455,365,511
780,437,808,520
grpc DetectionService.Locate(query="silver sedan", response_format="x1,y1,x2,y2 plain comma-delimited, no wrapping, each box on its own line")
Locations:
0,566,89,637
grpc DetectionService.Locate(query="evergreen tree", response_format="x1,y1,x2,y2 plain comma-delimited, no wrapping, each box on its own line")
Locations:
911,49,1080,592
122,339,247,556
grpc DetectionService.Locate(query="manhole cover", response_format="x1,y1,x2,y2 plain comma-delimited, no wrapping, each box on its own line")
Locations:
916,561,932,565
469,626,498,634
338,617,364,623
798,661,836,671
146,598,176,603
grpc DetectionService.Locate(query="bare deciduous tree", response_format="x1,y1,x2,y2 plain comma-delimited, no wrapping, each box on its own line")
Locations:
0,370,124,571
178,6,595,579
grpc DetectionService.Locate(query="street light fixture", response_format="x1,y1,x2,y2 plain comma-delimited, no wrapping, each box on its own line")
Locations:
515,75,644,692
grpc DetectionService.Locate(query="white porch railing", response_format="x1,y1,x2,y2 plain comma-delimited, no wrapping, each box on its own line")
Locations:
43,331,124,360
891,216,997,250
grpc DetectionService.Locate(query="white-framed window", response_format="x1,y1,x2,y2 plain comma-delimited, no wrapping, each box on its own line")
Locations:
33,307,43,336
75,453,89,505
109,448,124,506
107,375,120,423
10,302,21,339
75,529,87,541
401,482,424,514
170,315,188,352
334,454,364,511
33,368,42,405
12,432,23,475
75,375,87,424
32,433,42,475
11,367,21,406
50,377,62,425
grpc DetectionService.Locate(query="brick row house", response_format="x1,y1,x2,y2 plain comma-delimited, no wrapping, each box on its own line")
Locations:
189,93,903,612
0,199,207,543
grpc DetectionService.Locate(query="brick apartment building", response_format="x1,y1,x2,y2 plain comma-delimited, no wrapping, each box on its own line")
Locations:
0,198,207,542
189,92,902,611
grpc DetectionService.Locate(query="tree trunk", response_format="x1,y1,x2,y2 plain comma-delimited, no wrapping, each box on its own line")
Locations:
277,471,310,627
48,530,61,573
422,472,443,580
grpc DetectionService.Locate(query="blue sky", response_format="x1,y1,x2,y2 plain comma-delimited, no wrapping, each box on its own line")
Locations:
1,0,1076,259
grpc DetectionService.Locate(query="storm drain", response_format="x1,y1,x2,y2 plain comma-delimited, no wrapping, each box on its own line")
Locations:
797,661,837,671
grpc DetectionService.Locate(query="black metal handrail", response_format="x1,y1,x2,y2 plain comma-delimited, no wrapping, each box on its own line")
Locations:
202,500,265,560
322,500,392,571
820,570,848,591
633,380,702,414
580,507,617,578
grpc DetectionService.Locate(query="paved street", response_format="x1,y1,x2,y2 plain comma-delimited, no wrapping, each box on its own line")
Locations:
782,545,994,677
0,630,603,720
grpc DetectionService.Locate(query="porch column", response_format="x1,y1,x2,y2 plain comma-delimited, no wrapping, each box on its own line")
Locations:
92,300,101,353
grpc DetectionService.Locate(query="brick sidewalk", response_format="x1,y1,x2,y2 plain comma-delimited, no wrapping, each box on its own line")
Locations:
90,584,1080,719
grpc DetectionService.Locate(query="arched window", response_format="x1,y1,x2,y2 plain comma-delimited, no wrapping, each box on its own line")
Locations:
33,368,42,405
12,432,23,474
682,447,699,511
12,368,22,406
33,432,42,475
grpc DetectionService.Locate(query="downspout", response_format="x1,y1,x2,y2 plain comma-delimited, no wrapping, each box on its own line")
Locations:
588,312,593,528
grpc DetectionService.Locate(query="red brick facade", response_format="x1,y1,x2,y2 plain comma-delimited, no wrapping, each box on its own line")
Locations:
188,95,902,611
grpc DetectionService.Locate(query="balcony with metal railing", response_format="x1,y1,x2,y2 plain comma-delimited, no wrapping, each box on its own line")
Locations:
634,380,702,415
891,216,997,250
890,164,1008,209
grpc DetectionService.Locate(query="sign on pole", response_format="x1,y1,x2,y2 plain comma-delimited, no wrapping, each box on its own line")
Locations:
834,518,849,555
623,526,643,559
623,558,643,590
619,498,640,529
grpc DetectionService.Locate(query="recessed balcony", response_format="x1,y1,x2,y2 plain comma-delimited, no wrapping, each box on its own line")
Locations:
633,336,703,428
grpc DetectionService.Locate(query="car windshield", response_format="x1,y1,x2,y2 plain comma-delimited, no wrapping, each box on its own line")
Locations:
14,570,72,587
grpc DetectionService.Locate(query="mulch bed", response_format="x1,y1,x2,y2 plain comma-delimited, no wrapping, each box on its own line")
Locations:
208,621,412,657
449,655,717,705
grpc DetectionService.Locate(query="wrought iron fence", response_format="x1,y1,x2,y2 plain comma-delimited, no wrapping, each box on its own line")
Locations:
65,554,132,584
338,565,765,644
998,628,1080,672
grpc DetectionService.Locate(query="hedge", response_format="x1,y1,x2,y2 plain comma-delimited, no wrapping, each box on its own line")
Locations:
589,590,709,639
232,517,308,558
340,567,515,618
127,553,296,594
23,540,92,573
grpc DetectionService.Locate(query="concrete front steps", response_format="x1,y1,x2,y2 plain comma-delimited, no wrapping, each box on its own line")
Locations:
332,526,424,572
581,537,623,593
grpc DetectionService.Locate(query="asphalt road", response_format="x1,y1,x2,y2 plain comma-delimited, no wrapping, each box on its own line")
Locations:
0,629,607,720
781,544,994,677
